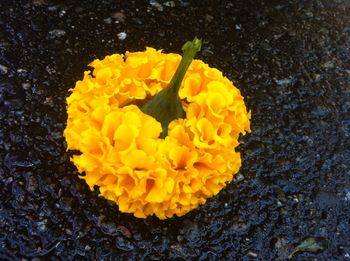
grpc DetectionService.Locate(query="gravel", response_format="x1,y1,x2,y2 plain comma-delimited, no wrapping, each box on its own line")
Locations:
0,0,349,260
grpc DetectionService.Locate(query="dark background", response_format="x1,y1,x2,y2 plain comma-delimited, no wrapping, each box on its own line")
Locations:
0,0,349,260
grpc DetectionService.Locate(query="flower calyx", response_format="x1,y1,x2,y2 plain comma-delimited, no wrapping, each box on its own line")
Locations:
141,37,202,138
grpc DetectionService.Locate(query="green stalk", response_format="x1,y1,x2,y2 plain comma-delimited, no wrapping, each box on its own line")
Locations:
141,37,202,138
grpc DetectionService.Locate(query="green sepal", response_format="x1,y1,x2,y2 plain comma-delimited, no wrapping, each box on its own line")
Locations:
141,37,202,138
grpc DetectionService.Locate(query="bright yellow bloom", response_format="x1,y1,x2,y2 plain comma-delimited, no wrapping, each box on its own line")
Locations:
64,47,251,219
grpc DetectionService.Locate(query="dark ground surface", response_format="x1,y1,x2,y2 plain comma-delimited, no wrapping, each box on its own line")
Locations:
0,0,349,260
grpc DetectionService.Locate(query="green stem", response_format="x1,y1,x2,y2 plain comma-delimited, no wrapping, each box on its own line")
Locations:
167,38,202,94
140,37,202,138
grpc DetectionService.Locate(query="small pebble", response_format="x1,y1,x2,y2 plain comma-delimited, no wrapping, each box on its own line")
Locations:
292,196,299,203
322,61,335,68
305,11,314,18
37,219,47,232
44,97,54,107
117,32,127,40
275,78,292,86
0,64,8,74
22,83,31,90
48,29,66,38
247,251,258,258
163,1,175,7
46,66,56,75
235,174,244,182
150,0,163,11
47,5,58,11
17,68,27,74
103,18,112,24
59,10,66,17
345,190,350,201
111,12,126,22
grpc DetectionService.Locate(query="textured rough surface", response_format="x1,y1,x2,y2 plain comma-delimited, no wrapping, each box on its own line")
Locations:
0,0,349,260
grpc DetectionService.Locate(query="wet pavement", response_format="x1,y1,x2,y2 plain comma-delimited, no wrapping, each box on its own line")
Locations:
0,0,349,260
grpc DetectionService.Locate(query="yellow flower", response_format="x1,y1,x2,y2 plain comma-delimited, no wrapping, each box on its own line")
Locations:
64,46,251,219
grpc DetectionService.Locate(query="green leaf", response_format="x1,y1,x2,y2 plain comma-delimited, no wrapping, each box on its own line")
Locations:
288,237,324,259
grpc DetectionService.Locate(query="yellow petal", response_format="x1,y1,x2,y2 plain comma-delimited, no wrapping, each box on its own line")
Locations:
114,124,138,152
120,149,150,169
145,179,167,203
95,67,113,81
102,111,122,142
165,178,174,193
179,73,202,99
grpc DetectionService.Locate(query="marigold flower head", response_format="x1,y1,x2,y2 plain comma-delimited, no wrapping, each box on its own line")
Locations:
64,42,251,219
